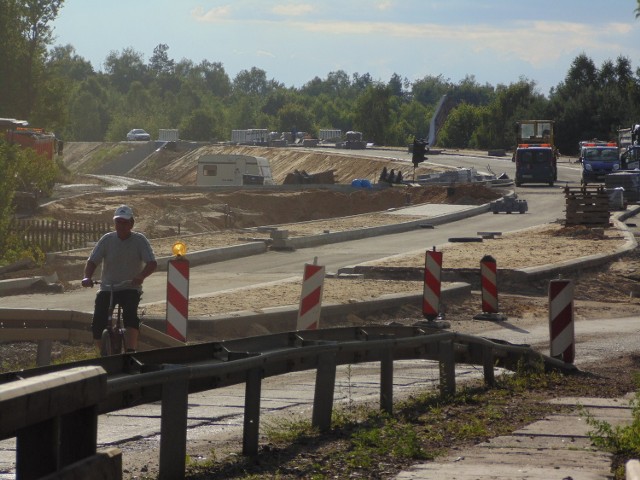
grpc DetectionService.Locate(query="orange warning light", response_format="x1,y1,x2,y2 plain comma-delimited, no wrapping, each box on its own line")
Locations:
172,241,187,257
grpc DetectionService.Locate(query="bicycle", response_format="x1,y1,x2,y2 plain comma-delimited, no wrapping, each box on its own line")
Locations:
91,280,130,356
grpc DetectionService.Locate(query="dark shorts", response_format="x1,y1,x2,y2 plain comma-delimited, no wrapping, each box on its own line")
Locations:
91,289,142,340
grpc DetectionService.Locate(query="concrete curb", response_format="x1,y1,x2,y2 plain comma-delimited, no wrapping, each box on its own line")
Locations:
284,204,489,249
3,202,488,292
349,210,640,290
142,282,471,338
157,203,489,266
155,241,267,271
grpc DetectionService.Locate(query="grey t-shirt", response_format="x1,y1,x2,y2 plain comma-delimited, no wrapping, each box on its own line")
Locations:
88,231,156,291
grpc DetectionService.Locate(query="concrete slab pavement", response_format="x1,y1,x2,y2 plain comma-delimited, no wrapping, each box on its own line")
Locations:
395,395,634,480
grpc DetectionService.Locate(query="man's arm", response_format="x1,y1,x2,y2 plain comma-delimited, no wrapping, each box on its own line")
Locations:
82,260,97,287
132,260,158,286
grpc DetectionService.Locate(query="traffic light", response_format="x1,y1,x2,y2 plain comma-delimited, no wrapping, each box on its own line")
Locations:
412,138,428,167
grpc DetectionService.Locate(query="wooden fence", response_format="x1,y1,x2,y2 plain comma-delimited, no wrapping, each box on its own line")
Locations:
9,219,111,252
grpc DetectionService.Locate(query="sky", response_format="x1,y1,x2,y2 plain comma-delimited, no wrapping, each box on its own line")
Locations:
51,0,640,96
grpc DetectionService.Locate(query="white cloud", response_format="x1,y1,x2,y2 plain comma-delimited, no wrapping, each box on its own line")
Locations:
191,5,233,23
375,1,395,11
288,18,636,68
256,49,275,58
271,4,315,17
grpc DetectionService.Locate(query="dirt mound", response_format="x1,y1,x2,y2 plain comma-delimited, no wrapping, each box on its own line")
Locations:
128,144,450,186
36,184,500,238
50,143,491,237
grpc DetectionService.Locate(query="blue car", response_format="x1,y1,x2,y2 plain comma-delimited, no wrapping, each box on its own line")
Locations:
579,141,619,185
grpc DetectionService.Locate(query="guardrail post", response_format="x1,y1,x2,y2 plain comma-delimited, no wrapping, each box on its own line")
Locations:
438,340,456,397
36,339,52,366
17,418,58,479
312,351,337,432
243,367,263,456
380,348,393,414
482,345,495,387
159,365,190,480
1,366,107,479
58,405,99,469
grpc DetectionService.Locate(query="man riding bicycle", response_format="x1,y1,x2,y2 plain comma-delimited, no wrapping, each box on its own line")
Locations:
82,205,157,353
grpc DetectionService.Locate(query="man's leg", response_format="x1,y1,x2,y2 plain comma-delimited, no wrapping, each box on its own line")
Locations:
125,327,139,352
92,291,110,353
121,290,142,352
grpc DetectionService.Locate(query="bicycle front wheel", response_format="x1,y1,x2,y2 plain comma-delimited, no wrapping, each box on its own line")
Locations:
111,329,123,354
100,329,112,356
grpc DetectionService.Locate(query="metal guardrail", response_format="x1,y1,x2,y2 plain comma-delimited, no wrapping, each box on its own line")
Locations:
0,325,576,480
0,309,183,367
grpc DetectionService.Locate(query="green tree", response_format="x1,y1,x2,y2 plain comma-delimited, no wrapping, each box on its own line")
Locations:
0,0,64,119
277,103,315,134
548,54,640,152
388,73,408,99
22,0,64,117
438,103,482,148
411,75,451,105
397,100,432,142
353,84,392,144
450,75,494,106
47,44,94,81
180,106,224,141
0,142,19,253
473,80,545,149
149,43,174,75
233,67,269,96
69,91,105,140
104,47,148,93
0,140,57,264
198,60,232,98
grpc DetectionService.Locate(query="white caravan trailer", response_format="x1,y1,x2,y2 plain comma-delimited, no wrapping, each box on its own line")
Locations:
196,154,275,186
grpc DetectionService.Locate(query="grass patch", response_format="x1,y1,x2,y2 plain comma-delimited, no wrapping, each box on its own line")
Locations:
184,365,580,480
75,144,131,174
582,373,640,479
0,341,96,374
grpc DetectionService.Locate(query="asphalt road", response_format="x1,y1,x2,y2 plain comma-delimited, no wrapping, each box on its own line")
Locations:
1,150,637,479
0,152,582,312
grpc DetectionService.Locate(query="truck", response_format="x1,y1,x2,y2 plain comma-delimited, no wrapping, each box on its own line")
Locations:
231,129,269,145
618,125,640,170
513,120,558,186
2,118,62,211
4,125,60,160
196,154,274,186
578,140,620,185
336,131,367,150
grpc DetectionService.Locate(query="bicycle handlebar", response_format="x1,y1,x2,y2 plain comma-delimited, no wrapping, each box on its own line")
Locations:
85,279,134,289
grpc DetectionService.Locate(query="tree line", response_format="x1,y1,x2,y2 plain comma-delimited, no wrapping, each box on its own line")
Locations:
3,0,640,157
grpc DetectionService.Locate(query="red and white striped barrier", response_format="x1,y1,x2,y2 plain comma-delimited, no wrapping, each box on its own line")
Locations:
297,260,325,330
548,277,575,363
423,249,442,321
166,257,189,342
474,255,506,321
480,255,498,314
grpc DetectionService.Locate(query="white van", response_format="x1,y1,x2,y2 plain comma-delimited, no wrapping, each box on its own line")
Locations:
196,154,274,186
